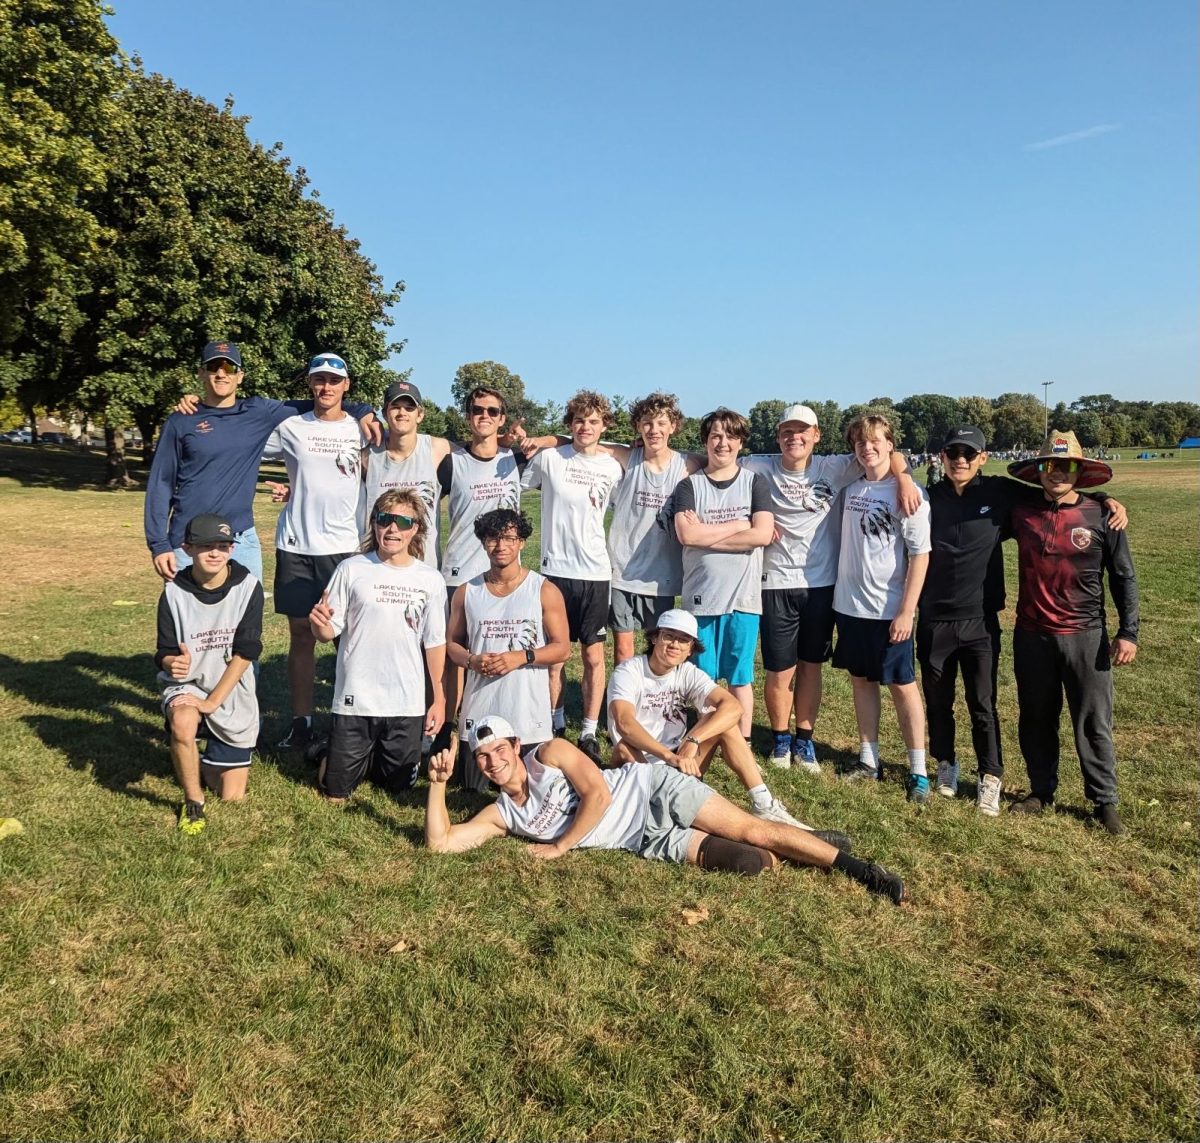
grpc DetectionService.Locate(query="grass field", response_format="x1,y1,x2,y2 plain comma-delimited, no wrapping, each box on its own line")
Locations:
0,443,1197,1141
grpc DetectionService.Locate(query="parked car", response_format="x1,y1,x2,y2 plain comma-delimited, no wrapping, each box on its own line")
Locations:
39,432,68,445
2,429,32,444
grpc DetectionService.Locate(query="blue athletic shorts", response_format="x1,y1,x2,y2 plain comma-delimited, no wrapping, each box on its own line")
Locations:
694,611,760,687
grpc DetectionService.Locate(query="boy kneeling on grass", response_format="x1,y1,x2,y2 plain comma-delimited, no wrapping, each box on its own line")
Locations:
424,716,907,905
156,513,264,834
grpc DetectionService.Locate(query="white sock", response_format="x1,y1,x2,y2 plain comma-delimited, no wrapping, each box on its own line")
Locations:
908,748,927,777
580,717,598,739
552,707,566,731
748,783,772,810
859,741,879,770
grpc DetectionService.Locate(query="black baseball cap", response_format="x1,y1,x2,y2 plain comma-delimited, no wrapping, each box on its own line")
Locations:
184,513,235,545
941,426,987,453
200,341,243,368
384,379,423,408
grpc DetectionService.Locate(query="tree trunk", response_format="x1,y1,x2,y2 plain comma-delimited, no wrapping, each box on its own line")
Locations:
134,410,158,468
105,425,135,488
22,400,37,444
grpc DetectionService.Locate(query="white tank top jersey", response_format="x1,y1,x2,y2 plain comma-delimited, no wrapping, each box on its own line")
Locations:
607,449,687,596
442,447,522,586
606,656,716,762
323,553,448,717
520,444,623,581
265,413,366,556
833,475,932,620
361,433,441,569
458,570,552,745
677,468,768,615
496,748,653,852
744,453,861,590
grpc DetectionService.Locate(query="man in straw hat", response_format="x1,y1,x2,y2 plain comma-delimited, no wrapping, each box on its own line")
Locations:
1005,429,1139,834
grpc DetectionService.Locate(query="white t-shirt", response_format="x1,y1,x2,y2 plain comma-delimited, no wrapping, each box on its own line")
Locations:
495,749,653,852
606,656,716,763
833,476,932,620
521,444,623,580
265,413,366,556
323,553,447,716
743,452,861,589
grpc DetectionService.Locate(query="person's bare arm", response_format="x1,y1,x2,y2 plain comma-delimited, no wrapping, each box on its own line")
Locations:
890,552,929,644
609,699,681,766
702,509,775,552
423,642,447,736
477,579,572,676
525,740,613,859
674,510,752,548
309,592,337,643
445,588,472,670
425,738,509,852
686,687,743,742
890,453,922,517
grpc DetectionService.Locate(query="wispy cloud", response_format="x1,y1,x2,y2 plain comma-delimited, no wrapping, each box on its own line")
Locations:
1024,123,1121,151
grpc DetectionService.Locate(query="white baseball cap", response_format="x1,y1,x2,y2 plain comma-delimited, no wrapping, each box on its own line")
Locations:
651,608,699,640
469,715,517,753
777,403,819,428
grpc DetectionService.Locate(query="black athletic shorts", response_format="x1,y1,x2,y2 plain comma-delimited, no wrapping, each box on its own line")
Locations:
546,575,609,645
274,550,354,618
831,612,916,686
760,585,835,671
322,714,423,799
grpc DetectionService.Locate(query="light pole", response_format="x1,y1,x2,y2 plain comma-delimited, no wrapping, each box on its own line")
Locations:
1042,380,1054,439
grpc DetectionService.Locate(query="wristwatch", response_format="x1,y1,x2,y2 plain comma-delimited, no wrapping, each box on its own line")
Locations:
524,648,536,665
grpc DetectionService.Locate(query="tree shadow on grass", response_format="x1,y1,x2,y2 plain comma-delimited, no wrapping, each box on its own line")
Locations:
0,443,147,491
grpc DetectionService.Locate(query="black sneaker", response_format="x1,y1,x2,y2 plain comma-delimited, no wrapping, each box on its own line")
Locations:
842,761,881,782
1094,803,1125,835
810,829,853,854
1010,794,1050,815
303,734,330,769
277,717,313,750
578,734,605,766
858,861,907,905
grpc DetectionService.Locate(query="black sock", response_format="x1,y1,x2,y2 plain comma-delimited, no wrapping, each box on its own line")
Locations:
796,727,814,742
833,850,869,880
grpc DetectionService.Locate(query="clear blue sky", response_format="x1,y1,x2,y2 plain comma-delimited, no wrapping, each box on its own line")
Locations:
106,0,1197,414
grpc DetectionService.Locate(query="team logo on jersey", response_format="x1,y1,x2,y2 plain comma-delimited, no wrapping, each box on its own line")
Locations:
542,557,549,568
859,502,895,544
507,621,540,652
587,480,613,509
693,594,702,606
1070,527,1092,550
335,449,359,478
412,480,437,509
784,476,835,513
499,485,520,511
344,695,354,706
451,566,460,577
403,591,429,631
196,421,213,434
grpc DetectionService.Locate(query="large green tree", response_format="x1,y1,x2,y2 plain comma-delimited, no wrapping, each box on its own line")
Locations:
895,393,962,454
748,399,786,453
990,392,1046,451
451,361,559,436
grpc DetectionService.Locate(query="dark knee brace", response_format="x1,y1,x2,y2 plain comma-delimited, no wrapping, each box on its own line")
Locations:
696,834,774,876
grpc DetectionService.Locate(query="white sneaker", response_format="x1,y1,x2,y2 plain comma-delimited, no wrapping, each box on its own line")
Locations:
752,797,810,830
936,759,959,798
977,773,1002,817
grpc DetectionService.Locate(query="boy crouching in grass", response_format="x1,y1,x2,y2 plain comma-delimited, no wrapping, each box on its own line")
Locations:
156,513,264,834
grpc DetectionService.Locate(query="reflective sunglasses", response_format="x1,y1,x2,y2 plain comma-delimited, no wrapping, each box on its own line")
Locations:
375,511,416,529
309,354,347,372
1038,459,1080,474
944,446,979,461
470,403,503,417
205,358,241,374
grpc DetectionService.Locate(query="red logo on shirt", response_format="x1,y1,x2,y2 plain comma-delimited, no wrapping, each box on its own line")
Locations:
1070,527,1092,550
196,420,213,434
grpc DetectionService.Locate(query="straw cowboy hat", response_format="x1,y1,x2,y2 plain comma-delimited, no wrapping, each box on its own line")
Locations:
1007,428,1113,489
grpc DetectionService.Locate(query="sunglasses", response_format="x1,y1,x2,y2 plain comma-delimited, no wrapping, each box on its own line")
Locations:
944,446,979,461
470,404,503,417
375,511,416,529
1038,459,1080,474
205,359,241,374
309,355,347,372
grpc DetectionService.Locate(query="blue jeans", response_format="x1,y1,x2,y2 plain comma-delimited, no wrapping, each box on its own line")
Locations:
174,527,263,583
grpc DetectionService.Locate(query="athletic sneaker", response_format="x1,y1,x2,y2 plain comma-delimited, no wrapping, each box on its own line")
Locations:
1094,803,1125,835
769,741,791,770
277,717,313,750
177,800,206,835
752,797,808,829
303,734,330,770
857,861,907,905
809,828,853,854
842,761,880,782
935,760,959,798
578,734,605,766
977,773,1002,817
906,774,931,804
791,737,822,775
1010,794,1050,815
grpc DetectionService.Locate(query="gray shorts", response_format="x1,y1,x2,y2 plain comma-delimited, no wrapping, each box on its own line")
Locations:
637,765,715,863
609,588,676,634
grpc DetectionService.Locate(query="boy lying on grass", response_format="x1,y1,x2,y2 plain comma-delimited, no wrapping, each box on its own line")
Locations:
425,717,907,904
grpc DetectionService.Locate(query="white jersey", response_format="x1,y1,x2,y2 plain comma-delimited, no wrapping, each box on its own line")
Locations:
265,413,365,556
744,453,861,589
323,553,447,716
361,434,441,568
833,475,932,620
676,468,770,616
458,570,552,746
521,444,623,581
607,656,716,763
607,449,687,596
442,446,522,586
496,749,653,852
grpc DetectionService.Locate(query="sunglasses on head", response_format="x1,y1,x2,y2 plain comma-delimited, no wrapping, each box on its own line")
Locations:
309,355,346,372
944,446,979,461
1038,459,1080,474
205,358,240,374
375,511,416,529
470,404,502,417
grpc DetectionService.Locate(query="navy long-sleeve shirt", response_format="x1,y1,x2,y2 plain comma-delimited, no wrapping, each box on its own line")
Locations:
144,397,371,556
